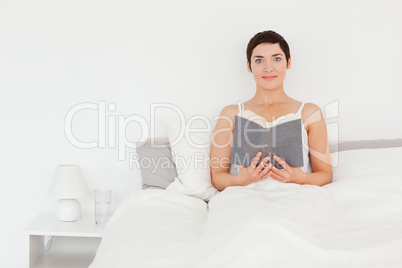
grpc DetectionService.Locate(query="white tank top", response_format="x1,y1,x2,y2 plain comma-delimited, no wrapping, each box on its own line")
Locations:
230,101,312,177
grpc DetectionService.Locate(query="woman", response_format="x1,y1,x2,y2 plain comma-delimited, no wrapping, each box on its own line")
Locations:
210,30,332,191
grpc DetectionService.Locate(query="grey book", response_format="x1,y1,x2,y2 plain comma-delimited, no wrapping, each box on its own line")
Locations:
230,115,304,169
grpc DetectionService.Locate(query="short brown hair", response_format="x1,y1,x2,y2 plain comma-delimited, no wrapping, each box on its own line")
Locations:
246,30,291,71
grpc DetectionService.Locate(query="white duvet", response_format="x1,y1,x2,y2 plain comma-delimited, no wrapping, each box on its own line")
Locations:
90,172,402,268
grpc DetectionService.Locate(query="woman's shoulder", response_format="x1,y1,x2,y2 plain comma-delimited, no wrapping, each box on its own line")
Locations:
302,102,321,114
215,104,239,130
301,102,324,130
219,104,239,118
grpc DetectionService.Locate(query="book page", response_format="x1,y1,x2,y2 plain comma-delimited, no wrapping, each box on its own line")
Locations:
231,115,304,168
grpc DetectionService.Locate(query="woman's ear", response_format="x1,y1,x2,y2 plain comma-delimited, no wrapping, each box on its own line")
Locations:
247,61,252,72
287,57,292,69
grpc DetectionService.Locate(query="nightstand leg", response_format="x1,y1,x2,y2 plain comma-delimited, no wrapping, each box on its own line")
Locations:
28,235,44,268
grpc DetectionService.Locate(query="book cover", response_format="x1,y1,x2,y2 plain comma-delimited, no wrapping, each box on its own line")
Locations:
230,115,304,169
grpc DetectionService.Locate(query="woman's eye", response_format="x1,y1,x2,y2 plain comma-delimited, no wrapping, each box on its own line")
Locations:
274,57,281,62
255,59,263,63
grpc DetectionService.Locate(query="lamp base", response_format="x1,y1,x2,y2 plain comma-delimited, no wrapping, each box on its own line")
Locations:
55,199,81,221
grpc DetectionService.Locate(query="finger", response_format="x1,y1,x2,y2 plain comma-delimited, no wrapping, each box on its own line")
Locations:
256,156,271,171
273,155,290,170
260,162,272,174
249,151,262,169
262,162,273,172
271,166,290,180
261,170,273,180
271,172,285,182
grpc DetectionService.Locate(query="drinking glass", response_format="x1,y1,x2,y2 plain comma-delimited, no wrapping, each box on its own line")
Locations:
94,189,111,226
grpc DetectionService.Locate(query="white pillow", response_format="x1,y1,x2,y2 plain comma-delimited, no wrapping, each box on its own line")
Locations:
162,114,218,201
331,147,402,181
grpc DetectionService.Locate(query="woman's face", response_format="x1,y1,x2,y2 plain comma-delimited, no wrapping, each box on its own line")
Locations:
247,43,291,90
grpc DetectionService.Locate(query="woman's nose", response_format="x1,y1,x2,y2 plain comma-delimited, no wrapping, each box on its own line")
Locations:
263,62,274,71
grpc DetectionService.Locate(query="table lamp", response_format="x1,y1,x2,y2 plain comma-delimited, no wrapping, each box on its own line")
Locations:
48,165,90,221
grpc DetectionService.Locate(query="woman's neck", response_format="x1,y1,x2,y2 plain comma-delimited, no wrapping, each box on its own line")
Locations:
251,84,291,106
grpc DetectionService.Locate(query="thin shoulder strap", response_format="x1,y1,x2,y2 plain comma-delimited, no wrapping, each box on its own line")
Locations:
237,101,244,116
296,102,305,115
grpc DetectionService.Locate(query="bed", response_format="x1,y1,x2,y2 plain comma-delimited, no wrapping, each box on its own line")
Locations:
89,116,402,268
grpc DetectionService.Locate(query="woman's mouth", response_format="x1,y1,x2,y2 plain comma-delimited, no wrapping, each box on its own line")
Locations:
263,76,276,81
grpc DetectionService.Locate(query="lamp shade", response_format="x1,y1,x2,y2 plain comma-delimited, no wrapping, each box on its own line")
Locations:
48,165,90,199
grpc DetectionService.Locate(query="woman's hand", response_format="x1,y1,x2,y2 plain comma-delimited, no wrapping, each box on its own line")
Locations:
270,155,307,184
236,151,273,186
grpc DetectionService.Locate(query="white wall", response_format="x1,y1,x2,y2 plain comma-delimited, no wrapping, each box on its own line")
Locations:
0,0,401,267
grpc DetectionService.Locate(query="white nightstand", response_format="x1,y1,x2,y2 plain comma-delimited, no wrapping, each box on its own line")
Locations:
26,214,104,268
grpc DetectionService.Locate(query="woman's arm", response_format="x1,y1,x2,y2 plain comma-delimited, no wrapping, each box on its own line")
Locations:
269,103,332,186
210,105,272,191
303,103,333,186
210,105,239,191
